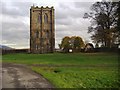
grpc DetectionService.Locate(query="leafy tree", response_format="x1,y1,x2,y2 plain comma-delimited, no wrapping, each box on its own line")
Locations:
60,36,85,52
70,36,76,49
84,0,119,48
74,36,85,49
61,36,71,52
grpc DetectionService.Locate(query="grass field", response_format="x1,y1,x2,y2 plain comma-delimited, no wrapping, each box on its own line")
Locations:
2,53,119,88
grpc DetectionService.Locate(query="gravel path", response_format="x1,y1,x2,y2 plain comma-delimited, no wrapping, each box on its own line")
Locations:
2,63,54,89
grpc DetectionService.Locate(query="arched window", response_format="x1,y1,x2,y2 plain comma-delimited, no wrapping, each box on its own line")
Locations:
44,13,48,23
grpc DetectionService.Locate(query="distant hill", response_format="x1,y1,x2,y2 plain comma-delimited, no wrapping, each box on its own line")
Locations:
0,45,14,50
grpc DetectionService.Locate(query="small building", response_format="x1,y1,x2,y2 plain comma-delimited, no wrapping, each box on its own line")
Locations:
84,43,94,52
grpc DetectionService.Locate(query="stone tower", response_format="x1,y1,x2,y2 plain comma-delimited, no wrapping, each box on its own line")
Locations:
30,6,55,53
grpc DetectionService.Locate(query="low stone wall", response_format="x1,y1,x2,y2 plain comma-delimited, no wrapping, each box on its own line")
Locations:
2,49,29,55
94,47,119,53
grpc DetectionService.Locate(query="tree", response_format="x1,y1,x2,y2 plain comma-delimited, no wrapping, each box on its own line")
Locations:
61,36,71,52
116,1,120,44
84,0,119,48
70,36,76,49
117,1,120,32
60,36,85,52
74,36,85,50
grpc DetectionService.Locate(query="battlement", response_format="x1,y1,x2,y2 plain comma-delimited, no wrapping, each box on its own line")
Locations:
31,5,54,10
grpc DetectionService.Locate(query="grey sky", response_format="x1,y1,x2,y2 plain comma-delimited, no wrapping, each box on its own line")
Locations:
1,0,101,49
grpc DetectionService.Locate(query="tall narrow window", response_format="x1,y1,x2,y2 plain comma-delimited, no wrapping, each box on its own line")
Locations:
35,31,39,38
47,43,49,51
44,13,48,23
46,31,49,38
36,45,38,50
38,15,41,23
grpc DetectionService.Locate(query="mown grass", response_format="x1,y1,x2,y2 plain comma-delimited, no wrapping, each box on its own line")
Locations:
2,52,119,88
31,67,119,88
2,53,118,66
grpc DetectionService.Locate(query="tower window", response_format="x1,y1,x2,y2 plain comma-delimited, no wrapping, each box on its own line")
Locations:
44,13,48,23
35,31,39,38
46,31,49,38
36,45,38,50
38,15,41,23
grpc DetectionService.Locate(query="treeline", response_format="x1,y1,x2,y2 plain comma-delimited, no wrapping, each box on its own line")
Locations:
58,36,119,53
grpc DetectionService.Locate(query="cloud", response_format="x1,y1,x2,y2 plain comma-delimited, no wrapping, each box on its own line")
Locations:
1,1,31,48
2,21,29,48
54,2,93,47
1,1,93,49
1,2,33,17
74,2,93,9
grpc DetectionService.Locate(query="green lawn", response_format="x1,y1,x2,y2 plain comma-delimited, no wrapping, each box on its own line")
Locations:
2,53,119,88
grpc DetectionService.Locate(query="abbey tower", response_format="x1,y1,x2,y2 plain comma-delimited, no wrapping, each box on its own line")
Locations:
30,6,55,53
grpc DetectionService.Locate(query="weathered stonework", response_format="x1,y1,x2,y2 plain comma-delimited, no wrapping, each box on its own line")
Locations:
30,6,55,53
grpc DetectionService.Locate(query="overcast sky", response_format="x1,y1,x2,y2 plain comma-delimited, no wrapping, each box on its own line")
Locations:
1,0,102,49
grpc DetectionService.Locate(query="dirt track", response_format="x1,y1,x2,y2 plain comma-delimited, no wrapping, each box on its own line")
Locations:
2,63,54,89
